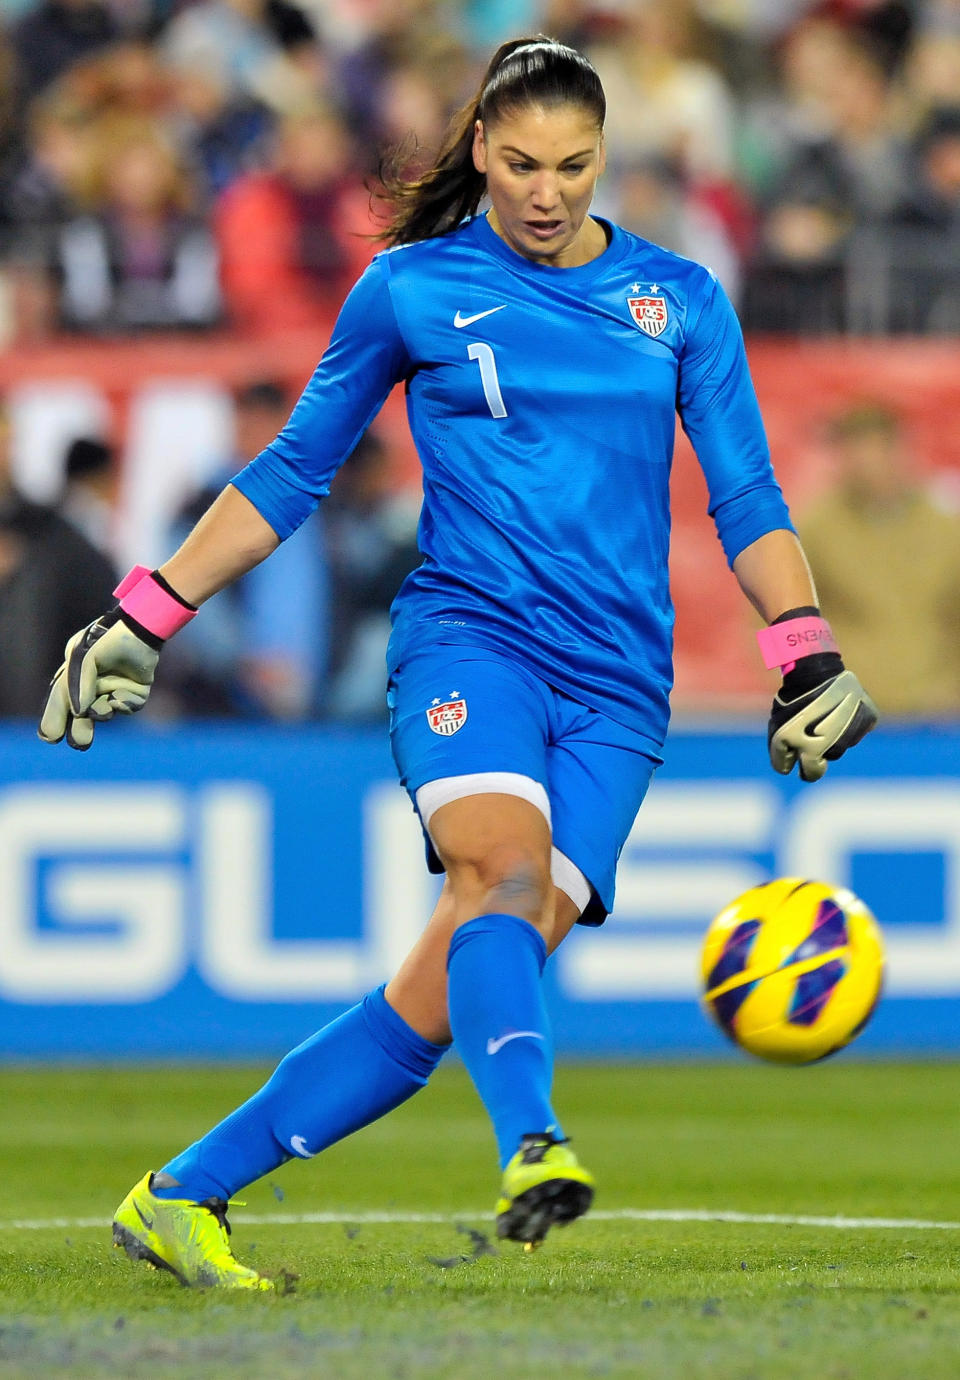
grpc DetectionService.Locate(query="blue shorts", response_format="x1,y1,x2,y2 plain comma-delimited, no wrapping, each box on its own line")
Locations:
387,645,661,926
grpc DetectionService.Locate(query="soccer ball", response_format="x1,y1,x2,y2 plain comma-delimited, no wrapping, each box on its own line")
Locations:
700,879,884,1064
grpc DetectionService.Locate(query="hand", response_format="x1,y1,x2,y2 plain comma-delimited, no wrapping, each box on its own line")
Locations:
768,667,878,782
38,610,160,751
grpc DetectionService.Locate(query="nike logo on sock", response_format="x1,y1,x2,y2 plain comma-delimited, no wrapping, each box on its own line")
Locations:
486,1030,545,1056
290,1135,316,1158
454,306,507,328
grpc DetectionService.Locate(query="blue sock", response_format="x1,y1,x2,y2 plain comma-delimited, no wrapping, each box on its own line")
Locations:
447,913,561,1168
152,986,447,1201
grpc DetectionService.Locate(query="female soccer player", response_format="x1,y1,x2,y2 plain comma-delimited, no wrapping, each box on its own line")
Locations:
39,37,876,1289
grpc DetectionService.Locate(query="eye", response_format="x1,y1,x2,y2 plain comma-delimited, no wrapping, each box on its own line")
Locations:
563,164,586,175
509,161,532,173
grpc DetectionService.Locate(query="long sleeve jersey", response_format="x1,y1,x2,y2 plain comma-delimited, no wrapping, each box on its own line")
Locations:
234,213,792,751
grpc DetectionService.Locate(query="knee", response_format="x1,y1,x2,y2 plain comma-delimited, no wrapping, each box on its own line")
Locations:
447,842,552,923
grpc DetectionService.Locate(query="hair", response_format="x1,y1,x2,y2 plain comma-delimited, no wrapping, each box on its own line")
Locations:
64,436,112,480
76,117,194,215
378,36,605,246
236,380,288,411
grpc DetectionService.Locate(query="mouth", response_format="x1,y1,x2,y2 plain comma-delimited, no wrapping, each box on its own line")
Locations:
524,219,564,241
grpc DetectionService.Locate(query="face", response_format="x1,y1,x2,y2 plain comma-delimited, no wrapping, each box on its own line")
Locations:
473,103,605,267
833,427,912,505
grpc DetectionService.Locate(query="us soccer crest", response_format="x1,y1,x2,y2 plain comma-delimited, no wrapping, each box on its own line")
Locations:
426,694,468,736
627,284,668,338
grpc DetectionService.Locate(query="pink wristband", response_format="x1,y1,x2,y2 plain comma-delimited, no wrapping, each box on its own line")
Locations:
114,565,197,641
756,615,838,673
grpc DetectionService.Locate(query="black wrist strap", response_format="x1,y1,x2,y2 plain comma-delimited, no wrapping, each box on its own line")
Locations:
771,604,820,625
150,568,198,612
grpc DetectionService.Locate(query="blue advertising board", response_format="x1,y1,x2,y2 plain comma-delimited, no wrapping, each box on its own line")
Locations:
1,720,958,1058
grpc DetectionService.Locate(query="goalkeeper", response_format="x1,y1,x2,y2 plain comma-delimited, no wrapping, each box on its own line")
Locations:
39,35,876,1291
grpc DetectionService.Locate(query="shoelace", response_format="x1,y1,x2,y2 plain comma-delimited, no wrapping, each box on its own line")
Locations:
198,1197,246,1236
518,1133,570,1165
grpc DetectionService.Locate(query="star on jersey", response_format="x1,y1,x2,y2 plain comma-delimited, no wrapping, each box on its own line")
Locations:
426,693,469,735
627,282,669,338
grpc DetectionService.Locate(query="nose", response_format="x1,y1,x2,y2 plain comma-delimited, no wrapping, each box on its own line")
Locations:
530,171,561,212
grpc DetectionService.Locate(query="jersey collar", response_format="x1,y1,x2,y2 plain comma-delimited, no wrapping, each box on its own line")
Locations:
470,212,626,282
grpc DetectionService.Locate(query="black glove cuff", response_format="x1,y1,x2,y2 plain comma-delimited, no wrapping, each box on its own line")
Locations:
779,651,845,701
116,608,165,652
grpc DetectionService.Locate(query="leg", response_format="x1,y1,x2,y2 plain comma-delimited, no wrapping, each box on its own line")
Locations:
387,858,583,1045
412,790,594,1245
428,791,559,1164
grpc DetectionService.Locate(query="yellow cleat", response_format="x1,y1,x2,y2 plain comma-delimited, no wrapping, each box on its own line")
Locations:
495,1134,595,1249
112,1173,273,1290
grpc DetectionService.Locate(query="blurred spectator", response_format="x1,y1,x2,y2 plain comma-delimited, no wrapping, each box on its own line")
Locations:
614,155,741,302
12,0,120,103
905,1,960,115
373,61,450,173
744,33,908,331
7,96,88,246
0,0,956,352
324,428,420,721
880,106,960,331
590,0,737,183
0,400,117,717
332,0,464,155
58,434,117,564
215,105,370,333
161,0,322,116
56,118,220,332
168,66,272,197
739,16,861,198
798,403,960,717
163,379,329,719
56,40,172,123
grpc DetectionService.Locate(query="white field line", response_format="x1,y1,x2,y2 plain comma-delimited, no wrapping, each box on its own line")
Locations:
2,1208,959,1232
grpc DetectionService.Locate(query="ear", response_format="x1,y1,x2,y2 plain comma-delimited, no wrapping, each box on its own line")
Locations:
472,119,487,175
597,133,606,180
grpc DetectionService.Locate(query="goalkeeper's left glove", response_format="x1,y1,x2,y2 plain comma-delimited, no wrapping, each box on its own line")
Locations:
38,566,197,751
757,606,878,783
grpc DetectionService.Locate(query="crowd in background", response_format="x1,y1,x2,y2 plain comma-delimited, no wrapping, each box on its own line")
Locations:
1,0,959,724
0,0,958,338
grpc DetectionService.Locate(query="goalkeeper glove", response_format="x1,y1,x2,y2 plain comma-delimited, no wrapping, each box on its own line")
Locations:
757,606,878,783
38,565,197,751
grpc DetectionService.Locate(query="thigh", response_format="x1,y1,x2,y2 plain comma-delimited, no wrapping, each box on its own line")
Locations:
547,700,660,926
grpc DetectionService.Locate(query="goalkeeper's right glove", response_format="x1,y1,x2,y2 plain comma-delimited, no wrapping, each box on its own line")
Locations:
758,607,878,782
38,565,197,751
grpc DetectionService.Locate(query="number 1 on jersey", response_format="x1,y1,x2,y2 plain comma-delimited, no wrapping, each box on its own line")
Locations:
467,342,508,419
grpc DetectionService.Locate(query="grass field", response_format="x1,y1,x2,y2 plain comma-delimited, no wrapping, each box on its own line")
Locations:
1,1061,959,1378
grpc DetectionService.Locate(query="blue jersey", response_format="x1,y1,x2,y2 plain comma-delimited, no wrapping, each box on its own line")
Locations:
234,213,791,750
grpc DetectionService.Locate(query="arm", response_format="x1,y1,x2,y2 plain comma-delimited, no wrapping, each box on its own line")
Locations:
39,259,410,749
731,528,817,622
677,274,876,778
159,484,280,606
733,526,877,778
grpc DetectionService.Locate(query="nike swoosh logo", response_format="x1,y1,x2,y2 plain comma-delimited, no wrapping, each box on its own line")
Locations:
454,306,507,329
135,1202,154,1231
290,1135,315,1158
486,1030,545,1056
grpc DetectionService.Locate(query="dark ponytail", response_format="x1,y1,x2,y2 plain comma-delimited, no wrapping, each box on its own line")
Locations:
378,35,605,246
